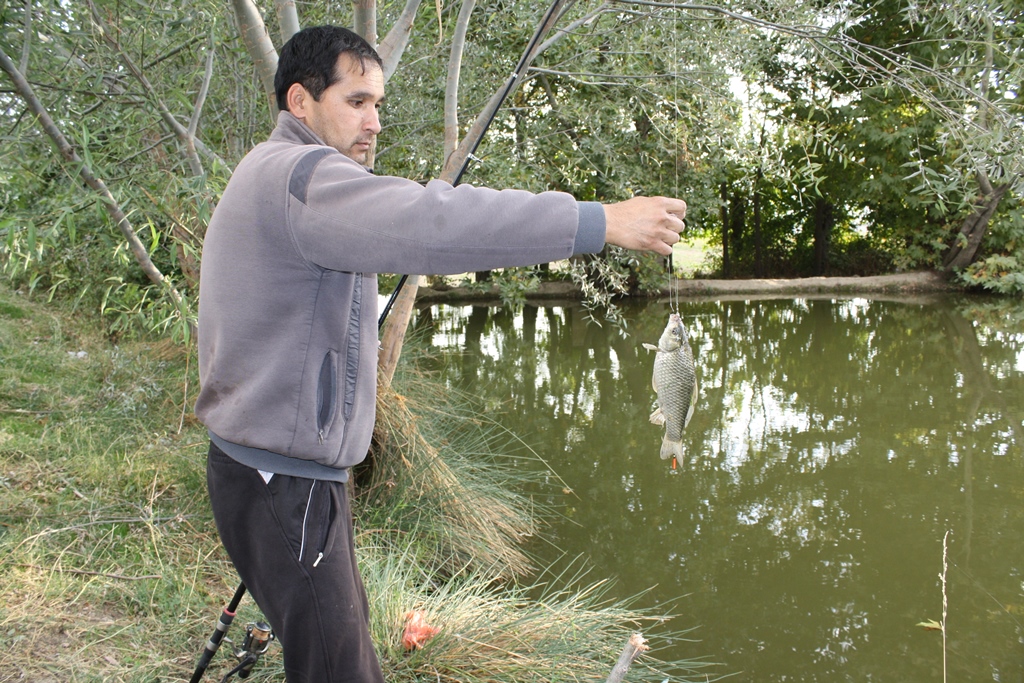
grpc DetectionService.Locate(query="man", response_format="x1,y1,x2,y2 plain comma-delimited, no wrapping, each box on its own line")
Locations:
196,25,686,683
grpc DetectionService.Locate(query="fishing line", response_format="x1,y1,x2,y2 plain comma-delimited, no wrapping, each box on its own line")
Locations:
668,5,681,316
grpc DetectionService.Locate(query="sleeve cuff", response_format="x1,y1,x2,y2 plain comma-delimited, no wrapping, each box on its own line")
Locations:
573,201,606,255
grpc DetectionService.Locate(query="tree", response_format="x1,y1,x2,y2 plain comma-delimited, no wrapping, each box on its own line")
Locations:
2,0,1023,350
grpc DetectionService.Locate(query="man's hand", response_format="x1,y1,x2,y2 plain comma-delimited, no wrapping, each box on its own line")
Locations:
603,196,687,256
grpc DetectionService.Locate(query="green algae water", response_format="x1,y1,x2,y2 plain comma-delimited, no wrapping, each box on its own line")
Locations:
413,295,1024,682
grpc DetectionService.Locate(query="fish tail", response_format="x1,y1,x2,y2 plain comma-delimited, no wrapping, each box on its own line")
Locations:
660,438,684,461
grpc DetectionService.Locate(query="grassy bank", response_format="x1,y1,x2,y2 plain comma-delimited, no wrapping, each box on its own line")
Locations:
0,284,710,682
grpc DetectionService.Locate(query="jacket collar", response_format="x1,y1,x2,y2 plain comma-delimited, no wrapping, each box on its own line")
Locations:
270,111,328,146
269,110,373,173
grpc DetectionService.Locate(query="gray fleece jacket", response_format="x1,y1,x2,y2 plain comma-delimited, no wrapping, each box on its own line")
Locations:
196,112,606,481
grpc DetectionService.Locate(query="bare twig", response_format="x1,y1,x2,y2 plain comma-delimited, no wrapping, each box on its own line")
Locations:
143,35,206,70
605,632,648,683
45,38,225,167
177,351,191,435
187,31,216,140
535,1,609,55
941,530,950,683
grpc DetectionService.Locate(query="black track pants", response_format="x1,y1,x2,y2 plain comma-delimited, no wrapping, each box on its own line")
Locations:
206,442,385,683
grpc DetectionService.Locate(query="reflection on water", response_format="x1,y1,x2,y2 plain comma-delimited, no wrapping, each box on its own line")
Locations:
412,296,1024,682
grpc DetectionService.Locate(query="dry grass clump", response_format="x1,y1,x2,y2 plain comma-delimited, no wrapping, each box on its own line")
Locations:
361,540,709,683
363,372,550,579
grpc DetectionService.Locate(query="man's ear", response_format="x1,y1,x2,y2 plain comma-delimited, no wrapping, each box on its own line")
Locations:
285,83,310,119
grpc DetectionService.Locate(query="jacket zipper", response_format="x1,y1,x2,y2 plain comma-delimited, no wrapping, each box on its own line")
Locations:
316,351,337,444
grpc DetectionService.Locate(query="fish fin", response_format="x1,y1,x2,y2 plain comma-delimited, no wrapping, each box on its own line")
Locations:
649,407,665,426
660,438,684,461
642,343,659,352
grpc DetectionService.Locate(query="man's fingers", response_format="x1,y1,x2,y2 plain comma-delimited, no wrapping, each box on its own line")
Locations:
664,198,687,220
650,240,674,256
651,228,679,255
603,195,688,255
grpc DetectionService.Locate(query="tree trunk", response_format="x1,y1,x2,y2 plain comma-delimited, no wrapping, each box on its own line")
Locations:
604,633,648,683
720,181,730,277
233,0,279,119
753,168,764,278
377,0,424,82
943,17,1009,273
943,179,1009,271
443,0,477,164
812,196,834,276
729,191,745,264
274,0,300,42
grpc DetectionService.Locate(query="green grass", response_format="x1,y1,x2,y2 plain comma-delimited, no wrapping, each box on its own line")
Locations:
672,236,712,277
0,283,713,682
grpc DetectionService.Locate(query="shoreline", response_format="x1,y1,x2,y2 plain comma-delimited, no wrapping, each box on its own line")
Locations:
414,270,961,304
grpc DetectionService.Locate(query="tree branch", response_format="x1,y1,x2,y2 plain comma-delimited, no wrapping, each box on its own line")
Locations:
378,0,424,83
0,47,195,339
275,0,301,43
187,32,216,140
443,0,477,163
87,0,205,177
19,0,33,75
535,2,608,55
442,0,568,179
232,0,280,118
44,38,225,168
354,0,378,47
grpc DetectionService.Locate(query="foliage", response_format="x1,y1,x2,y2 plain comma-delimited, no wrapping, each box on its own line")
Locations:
2,0,1024,343
952,198,1024,293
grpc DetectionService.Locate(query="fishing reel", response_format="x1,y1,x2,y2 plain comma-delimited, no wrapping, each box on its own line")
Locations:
219,621,274,682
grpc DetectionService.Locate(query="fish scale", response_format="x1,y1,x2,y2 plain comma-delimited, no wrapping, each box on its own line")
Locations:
644,313,698,460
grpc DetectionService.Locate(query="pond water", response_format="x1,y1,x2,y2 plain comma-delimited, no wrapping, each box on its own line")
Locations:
410,294,1024,682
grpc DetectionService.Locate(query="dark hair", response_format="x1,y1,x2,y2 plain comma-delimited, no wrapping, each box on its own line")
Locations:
274,26,383,112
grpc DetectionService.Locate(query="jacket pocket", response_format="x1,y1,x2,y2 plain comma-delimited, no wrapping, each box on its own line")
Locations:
299,481,340,568
313,483,340,567
316,350,338,444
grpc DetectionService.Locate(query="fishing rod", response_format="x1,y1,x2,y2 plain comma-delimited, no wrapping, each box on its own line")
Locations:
378,0,568,329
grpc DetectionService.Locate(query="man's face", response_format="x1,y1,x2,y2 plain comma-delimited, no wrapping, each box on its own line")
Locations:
294,53,385,164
